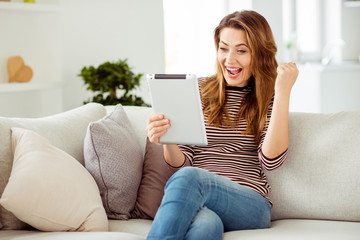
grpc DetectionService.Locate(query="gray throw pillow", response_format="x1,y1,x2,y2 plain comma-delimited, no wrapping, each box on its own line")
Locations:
84,104,143,220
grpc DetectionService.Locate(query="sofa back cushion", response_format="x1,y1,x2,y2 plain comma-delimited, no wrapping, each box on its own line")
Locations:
104,105,153,157
266,111,360,222
0,103,107,230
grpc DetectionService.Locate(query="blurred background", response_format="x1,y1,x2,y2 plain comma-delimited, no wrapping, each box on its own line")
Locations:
0,0,359,117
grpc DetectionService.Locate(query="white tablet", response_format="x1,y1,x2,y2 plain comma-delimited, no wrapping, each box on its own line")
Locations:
146,74,208,146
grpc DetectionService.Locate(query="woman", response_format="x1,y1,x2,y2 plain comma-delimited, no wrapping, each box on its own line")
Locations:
146,10,298,240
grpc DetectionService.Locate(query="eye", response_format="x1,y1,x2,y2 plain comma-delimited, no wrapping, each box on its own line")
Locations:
238,49,246,54
219,47,228,52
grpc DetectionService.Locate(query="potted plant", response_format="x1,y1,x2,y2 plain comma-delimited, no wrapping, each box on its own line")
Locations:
78,59,149,106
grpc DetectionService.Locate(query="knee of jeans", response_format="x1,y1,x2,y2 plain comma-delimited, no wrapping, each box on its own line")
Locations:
165,167,201,190
186,207,224,240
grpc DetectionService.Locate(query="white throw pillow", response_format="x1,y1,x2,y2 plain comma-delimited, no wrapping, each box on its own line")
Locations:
0,128,108,232
0,102,107,230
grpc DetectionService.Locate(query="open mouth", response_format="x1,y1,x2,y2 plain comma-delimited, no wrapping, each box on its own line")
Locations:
226,66,242,76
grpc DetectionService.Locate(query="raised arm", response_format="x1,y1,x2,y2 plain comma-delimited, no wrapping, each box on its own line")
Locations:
146,114,185,167
261,62,299,159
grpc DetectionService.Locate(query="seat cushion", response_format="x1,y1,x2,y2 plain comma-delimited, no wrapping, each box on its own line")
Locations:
0,219,359,240
223,219,360,240
0,231,146,240
109,219,152,237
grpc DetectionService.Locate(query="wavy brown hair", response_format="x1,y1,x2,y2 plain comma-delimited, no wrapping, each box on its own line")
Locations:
201,10,278,144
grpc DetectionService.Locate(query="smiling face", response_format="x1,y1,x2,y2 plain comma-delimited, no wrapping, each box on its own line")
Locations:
217,27,252,87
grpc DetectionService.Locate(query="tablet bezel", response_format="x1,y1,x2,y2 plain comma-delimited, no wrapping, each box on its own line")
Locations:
146,74,208,146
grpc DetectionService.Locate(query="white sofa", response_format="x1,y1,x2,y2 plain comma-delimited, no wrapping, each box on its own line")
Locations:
0,103,359,240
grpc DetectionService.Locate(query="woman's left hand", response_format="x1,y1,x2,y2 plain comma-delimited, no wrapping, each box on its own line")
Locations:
275,62,299,95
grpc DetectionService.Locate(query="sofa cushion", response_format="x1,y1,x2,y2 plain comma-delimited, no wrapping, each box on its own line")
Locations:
109,219,152,238
84,104,143,220
131,138,173,219
121,106,154,156
266,111,360,222
0,103,107,230
0,128,108,232
222,219,360,240
0,231,147,240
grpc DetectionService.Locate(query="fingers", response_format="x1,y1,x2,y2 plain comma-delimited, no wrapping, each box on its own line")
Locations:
277,62,298,73
275,62,299,93
277,62,299,78
146,114,170,132
146,114,171,144
147,113,164,125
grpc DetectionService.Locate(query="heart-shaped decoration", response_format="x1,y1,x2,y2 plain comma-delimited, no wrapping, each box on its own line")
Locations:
7,56,33,83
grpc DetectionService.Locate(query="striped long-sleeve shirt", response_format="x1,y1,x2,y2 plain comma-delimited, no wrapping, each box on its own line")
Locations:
175,82,287,202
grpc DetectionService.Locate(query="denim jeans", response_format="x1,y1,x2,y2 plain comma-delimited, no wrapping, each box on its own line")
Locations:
147,167,272,240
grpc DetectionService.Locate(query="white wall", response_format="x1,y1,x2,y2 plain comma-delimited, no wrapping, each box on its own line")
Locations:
290,62,360,113
0,0,164,117
0,2,62,117
0,9,61,84
60,0,165,111
2,0,359,117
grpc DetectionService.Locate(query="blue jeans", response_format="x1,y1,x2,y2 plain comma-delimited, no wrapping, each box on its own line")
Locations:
147,167,272,240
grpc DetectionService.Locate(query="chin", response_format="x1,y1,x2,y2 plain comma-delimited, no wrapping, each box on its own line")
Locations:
224,76,248,88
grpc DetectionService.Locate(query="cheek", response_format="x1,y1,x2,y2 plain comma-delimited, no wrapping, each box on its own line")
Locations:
241,57,252,73
242,57,252,76
246,58,251,68
217,53,223,64
245,55,252,67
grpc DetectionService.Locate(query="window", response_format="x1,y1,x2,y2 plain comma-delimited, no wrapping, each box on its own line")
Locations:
283,0,322,62
163,0,252,77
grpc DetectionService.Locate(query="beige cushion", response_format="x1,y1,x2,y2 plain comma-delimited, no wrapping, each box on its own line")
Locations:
223,219,360,239
266,111,360,222
0,103,107,230
0,128,108,232
131,138,173,219
84,104,143,220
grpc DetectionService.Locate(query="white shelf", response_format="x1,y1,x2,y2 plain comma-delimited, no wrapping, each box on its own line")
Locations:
0,81,63,93
0,2,59,12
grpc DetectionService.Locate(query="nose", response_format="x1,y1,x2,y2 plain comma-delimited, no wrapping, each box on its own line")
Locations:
225,50,237,65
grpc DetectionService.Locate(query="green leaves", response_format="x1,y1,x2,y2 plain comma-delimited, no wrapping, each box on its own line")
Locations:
78,59,149,106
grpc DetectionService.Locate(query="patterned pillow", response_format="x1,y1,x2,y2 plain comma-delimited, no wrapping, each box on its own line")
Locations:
84,104,143,219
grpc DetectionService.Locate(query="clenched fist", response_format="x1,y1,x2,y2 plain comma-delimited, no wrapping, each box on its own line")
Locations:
275,62,299,95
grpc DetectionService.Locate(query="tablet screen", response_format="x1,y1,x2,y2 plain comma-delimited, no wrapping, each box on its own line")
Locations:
146,74,208,146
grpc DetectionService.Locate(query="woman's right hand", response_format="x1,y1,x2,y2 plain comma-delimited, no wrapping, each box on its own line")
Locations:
146,114,186,167
145,114,171,145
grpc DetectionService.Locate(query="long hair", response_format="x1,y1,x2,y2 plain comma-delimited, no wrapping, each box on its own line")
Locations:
201,10,278,144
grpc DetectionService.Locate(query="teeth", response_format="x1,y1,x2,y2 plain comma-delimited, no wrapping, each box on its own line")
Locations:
226,67,240,71
226,66,242,76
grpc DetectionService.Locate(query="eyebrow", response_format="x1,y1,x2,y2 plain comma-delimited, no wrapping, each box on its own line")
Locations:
220,41,248,48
